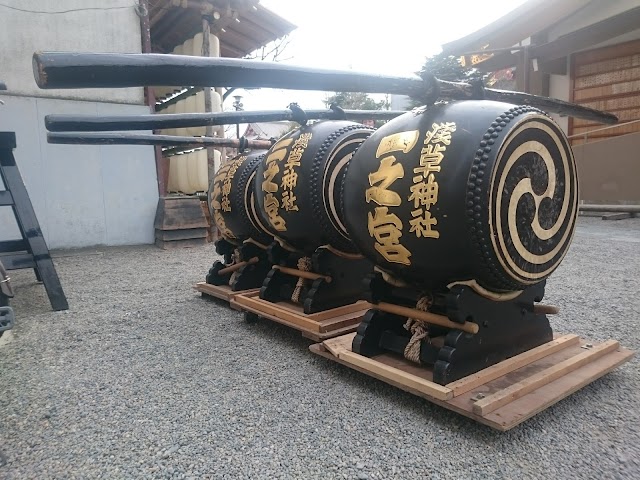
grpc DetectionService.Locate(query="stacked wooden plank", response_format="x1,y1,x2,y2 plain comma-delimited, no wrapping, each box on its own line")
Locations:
154,196,209,249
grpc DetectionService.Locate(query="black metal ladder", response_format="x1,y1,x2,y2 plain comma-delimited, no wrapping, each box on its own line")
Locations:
0,131,68,311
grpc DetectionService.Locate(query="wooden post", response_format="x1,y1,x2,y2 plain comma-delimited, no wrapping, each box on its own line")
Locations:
202,15,224,240
529,32,550,97
523,45,531,94
138,0,168,196
201,15,218,183
0,133,68,310
215,87,226,164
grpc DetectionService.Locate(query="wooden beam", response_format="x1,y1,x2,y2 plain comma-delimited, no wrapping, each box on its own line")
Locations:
149,3,172,28
32,52,619,124
531,7,640,63
218,27,264,56
441,0,587,55
238,15,289,41
151,9,190,48
469,51,518,72
0,190,13,206
602,212,634,221
0,240,28,252
0,253,36,270
272,265,332,283
451,7,640,73
445,334,580,397
244,5,296,38
219,42,248,58
46,109,405,131
322,333,356,357
538,57,567,75
370,302,479,334
339,350,454,401
573,38,640,65
473,340,620,416
46,132,273,150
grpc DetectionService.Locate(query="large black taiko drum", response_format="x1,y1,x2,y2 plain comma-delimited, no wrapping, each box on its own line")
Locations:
255,120,374,255
342,100,578,292
208,151,273,247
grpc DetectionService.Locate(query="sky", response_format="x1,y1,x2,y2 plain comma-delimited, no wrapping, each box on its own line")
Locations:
222,0,530,114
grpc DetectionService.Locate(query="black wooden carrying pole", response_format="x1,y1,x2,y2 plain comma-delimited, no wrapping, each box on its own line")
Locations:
33,52,618,124
0,132,68,311
47,132,274,151
45,108,405,132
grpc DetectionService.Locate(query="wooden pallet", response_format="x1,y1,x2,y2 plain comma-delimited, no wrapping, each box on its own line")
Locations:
231,290,369,341
310,332,634,431
194,282,259,310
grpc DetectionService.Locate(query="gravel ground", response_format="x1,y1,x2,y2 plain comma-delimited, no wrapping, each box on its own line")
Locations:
1,216,639,480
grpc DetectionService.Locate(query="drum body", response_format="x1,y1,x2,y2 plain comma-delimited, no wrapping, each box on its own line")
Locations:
208,151,273,247
342,100,578,292
255,120,374,255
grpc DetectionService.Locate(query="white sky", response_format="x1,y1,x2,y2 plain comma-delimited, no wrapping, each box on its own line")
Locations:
223,0,529,113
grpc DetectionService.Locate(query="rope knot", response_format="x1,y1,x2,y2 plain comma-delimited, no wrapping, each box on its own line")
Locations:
403,295,432,364
290,256,312,303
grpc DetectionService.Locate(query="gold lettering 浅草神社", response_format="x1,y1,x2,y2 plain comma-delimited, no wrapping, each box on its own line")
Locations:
261,137,294,231
281,132,312,212
365,130,419,265
408,122,456,239
210,164,236,240
221,156,244,212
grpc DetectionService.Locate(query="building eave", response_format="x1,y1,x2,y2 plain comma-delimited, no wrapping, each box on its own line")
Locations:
148,1,296,57
441,0,590,56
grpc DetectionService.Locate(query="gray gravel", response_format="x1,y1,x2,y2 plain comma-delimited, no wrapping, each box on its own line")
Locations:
1,216,639,479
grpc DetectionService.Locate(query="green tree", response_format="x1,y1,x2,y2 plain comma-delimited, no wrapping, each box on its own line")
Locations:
324,92,391,127
410,52,484,107
324,91,389,110
417,52,481,82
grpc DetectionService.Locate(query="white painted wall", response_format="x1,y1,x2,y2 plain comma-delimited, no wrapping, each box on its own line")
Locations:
0,1,159,248
0,96,158,249
549,67,571,132
0,0,144,104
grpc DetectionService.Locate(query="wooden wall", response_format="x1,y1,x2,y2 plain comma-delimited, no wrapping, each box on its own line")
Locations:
570,39,640,145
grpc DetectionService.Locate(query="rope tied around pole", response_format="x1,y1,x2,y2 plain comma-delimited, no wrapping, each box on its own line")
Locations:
403,295,432,364
290,256,312,303
416,72,441,106
237,136,249,152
